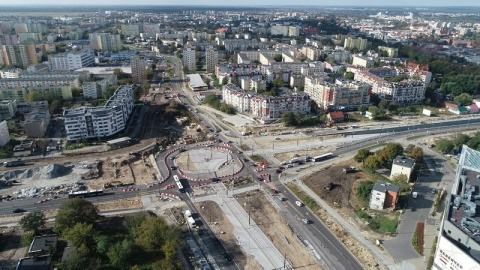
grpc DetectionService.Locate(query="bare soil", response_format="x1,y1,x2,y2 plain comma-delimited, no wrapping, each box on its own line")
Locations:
0,227,26,270
195,200,262,270
235,190,319,270
274,145,336,163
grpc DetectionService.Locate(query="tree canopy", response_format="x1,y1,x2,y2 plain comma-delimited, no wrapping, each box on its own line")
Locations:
55,198,98,233
19,211,46,233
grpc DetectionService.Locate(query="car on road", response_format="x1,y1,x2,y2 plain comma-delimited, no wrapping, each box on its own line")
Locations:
170,166,177,170
276,169,282,174
296,201,304,207
228,140,233,143
169,156,175,160
13,208,26,213
302,218,311,224
223,252,233,261
243,158,249,162
206,144,214,147
431,188,437,194
278,195,286,201
275,137,281,140
237,151,243,154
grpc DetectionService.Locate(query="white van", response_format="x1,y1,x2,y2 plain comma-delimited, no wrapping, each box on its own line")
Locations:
296,201,304,207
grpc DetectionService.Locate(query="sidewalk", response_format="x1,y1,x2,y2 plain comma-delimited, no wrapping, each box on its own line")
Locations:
195,184,288,269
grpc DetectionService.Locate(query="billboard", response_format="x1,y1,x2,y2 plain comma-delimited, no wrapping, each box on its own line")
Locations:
423,108,432,116
433,236,479,270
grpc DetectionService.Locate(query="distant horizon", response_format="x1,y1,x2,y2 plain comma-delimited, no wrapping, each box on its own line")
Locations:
0,1,479,7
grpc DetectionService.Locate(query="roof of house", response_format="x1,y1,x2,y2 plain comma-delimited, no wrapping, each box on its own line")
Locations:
392,156,415,168
186,74,207,89
372,182,400,194
28,235,58,254
328,111,344,119
468,104,479,110
16,255,52,270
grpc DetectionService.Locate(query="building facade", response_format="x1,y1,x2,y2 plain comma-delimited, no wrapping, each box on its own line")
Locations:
223,84,310,119
23,101,50,138
1,44,38,68
205,46,218,73
369,182,400,210
304,78,371,110
183,45,196,72
433,146,480,270
0,120,10,146
64,85,134,141
131,56,147,84
89,33,122,52
49,50,95,71
390,156,415,182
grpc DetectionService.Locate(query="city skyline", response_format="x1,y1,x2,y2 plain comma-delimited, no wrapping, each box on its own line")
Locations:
0,0,480,6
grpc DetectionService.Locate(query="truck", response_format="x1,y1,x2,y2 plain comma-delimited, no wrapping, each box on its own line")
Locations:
185,210,192,218
412,192,418,199
3,160,25,167
187,217,196,228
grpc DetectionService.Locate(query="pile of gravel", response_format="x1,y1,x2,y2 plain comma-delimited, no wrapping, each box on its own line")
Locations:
1,164,72,181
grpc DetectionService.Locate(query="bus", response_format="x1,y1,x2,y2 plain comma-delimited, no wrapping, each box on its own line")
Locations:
173,175,184,193
68,190,104,199
312,153,334,162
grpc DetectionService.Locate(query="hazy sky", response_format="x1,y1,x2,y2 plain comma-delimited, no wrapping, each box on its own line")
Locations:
1,0,480,6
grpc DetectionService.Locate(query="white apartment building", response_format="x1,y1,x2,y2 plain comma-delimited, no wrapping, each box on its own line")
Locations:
0,69,21,79
304,78,371,110
240,78,266,91
0,77,79,89
352,55,374,68
183,45,196,72
270,25,289,36
50,50,95,71
64,85,134,141
344,37,368,51
205,47,218,73
82,74,117,99
223,84,310,119
0,85,73,102
354,70,426,104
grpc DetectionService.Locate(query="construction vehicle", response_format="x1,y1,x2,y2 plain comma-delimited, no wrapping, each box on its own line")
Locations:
343,166,356,173
325,182,334,191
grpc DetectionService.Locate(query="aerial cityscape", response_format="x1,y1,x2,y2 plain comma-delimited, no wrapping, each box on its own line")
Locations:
0,2,480,270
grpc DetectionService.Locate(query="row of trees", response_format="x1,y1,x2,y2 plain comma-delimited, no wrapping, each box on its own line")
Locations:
436,132,480,154
354,143,423,173
19,198,181,269
204,93,235,114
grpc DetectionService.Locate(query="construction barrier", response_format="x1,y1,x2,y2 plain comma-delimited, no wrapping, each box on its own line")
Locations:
160,193,181,200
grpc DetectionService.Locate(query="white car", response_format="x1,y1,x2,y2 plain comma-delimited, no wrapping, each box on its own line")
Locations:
296,201,304,207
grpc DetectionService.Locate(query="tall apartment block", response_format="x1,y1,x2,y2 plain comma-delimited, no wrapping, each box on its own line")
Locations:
131,56,147,84
64,85,134,141
1,44,38,68
205,46,218,73
89,33,122,52
183,45,196,72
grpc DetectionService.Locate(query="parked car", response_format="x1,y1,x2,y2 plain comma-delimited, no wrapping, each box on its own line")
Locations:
13,208,26,213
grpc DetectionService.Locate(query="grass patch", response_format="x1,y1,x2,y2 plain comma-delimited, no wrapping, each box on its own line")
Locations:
286,182,320,211
355,209,369,219
249,155,267,163
66,141,88,150
240,144,251,151
432,190,446,216
427,236,438,270
412,222,425,255
357,211,399,235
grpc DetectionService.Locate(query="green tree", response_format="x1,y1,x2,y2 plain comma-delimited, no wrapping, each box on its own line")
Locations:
467,134,480,149
354,149,372,163
133,217,180,252
409,146,424,164
378,100,389,110
222,76,229,85
124,212,149,234
357,182,374,202
272,77,285,88
405,144,415,154
63,223,97,254
273,54,282,62
453,133,470,150
381,143,404,164
364,155,383,169
55,198,98,233
19,211,46,233
454,93,473,106
49,99,63,115
58,252,101,270
107,239,133,268
344,72,354,80
388,102,398,113
95,234,112,255
368,106,380,119
25,92,39,102
21,231,35,247
436,139,455,154
281,112,298,127
358,104,368,113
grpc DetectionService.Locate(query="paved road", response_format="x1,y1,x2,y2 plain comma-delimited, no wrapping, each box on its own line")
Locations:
195,184,289,270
